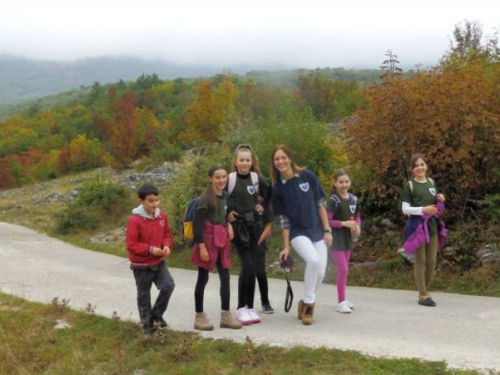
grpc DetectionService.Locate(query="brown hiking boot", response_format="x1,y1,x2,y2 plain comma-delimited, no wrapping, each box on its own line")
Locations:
298,299,305,320
220,311,242,329
301,303,315,325
194,312,214,331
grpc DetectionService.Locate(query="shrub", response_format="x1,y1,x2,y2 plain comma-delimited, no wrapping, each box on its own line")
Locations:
54,180,133,234
77,181,132,216
55,204,100,234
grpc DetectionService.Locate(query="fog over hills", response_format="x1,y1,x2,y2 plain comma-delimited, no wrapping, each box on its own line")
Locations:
0,55,290,105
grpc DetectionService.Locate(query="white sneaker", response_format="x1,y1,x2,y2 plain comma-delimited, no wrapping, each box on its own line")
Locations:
236,307,253,325
398,248,415,264
345,300,355,310
336,301,352,314
246,308,261,324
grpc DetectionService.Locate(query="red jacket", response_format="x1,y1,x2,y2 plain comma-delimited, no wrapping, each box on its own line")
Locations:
126,209,173,268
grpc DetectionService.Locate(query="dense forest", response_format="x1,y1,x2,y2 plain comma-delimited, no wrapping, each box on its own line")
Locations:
0,22,499,223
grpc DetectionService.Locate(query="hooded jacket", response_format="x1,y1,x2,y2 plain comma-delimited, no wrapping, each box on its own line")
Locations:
126,205,173,268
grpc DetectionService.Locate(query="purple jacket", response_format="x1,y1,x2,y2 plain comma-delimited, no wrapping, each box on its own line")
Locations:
402,202,447,254
191,221,231,271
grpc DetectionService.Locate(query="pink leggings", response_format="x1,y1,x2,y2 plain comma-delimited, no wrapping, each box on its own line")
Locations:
331,250,351,303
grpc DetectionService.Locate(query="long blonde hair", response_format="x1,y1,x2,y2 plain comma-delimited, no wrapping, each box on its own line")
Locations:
232,144,260,173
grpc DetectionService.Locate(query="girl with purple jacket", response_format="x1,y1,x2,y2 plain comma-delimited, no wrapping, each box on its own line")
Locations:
401,154,447,307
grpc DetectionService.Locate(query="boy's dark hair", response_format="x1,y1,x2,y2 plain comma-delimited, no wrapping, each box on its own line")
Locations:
138,183,159,200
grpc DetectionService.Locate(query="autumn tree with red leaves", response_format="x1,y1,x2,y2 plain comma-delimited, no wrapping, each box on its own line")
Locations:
343,22,500,215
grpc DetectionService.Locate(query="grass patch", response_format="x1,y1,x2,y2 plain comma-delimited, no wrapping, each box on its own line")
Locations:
0,292,471,374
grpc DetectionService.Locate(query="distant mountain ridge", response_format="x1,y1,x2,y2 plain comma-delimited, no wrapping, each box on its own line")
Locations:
0,55,290,106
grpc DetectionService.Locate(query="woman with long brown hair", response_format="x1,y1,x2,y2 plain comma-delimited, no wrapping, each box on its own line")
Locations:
271,145,332,325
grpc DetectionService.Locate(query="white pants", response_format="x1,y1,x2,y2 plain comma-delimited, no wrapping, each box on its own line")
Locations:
291,236,327,304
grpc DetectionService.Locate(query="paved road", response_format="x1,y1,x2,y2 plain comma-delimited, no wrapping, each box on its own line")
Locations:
1,222,499,372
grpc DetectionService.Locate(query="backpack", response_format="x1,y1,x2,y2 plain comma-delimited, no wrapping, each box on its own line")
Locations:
227,171,259,195
182,191,230,241
182,197,200,241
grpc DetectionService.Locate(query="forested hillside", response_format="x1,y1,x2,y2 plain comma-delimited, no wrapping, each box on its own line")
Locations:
0,55,299,106
0,22,498,222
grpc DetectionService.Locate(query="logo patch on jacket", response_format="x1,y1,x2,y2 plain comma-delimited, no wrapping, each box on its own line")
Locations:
349,205,356,214
247,186,256,195
299,182,309,192
159,220,165,227
429,188,436,196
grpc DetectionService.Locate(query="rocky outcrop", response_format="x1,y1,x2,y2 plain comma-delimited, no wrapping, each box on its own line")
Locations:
476,244,500,266
123,162,179,185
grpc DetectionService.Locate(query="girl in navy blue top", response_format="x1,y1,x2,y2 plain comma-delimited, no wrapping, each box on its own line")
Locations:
271,145,332,325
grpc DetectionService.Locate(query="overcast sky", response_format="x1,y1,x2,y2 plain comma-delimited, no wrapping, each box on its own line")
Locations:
1,0,498,69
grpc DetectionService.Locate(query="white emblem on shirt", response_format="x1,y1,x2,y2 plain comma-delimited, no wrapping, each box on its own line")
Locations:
349,205,356,214
429,188,436,196
247,186,256,195
299,182,309,192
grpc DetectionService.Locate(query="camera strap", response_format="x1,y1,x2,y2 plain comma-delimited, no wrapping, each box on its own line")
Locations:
283,263,294,313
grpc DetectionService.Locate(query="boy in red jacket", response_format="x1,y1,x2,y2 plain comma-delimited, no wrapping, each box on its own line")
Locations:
126,183,175,334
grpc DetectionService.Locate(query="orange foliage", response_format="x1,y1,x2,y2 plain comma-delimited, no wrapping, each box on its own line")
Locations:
0,158,16,190
58,135,104,173
179,75,239,146
343,57,500,212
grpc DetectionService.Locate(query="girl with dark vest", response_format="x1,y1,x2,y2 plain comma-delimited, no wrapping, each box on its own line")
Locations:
401,154,447,307
191,164,242,330
227,144,273,325
326,169,360,314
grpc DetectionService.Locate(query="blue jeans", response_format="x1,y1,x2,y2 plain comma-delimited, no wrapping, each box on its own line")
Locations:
132,261,175,328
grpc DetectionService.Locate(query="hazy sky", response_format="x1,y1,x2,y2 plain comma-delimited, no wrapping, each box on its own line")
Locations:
1,0,498,69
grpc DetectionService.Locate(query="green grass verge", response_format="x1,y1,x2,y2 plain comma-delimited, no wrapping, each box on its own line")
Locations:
0,292,472,374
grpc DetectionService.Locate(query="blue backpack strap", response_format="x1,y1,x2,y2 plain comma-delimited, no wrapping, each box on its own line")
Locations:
349,192,358,203
329,194,341,209
183,197,199,222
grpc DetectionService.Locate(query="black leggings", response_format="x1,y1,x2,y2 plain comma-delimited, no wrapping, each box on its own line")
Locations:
235,237,269,309
194,255,230,313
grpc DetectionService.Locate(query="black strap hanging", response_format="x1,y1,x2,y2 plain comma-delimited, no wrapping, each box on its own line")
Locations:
280,256,294,313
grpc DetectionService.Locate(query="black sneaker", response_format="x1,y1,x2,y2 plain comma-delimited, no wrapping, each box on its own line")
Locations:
418,297,437,307
262,303,274,314
142,324,156,335
153,317,169,330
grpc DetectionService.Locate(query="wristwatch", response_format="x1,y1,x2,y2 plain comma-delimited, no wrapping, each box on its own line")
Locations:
324,228,332,233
